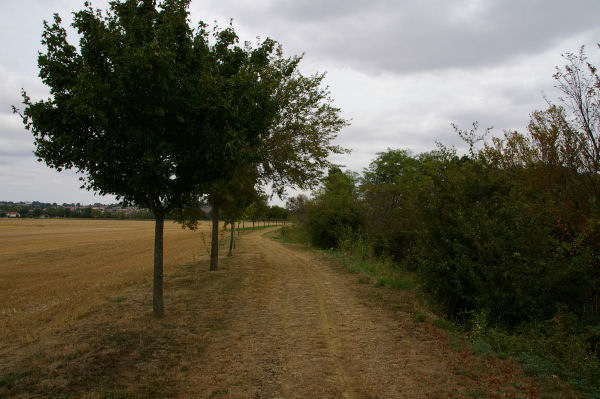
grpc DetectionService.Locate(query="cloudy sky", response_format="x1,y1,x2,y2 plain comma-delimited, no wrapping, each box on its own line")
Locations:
1,0,599,205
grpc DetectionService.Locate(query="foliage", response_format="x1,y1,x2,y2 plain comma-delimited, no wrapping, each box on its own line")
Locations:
169,198,207,229
303,168,363,249
285,194,308,223
552,46,600,183
360,149,425,259
278,225,310,245
162,16,348,270
266,205,288,220
15,1,280,214
476,313,600,397
14,0,290,316
244,197,269,222
413,313,426,323
256,70,349,196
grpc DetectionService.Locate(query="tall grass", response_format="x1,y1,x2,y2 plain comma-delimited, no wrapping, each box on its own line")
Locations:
478,317,600,398
279,225,417,294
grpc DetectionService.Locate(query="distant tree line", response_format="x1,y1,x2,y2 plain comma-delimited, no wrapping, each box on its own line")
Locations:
1,200,288,222
0,202,152,219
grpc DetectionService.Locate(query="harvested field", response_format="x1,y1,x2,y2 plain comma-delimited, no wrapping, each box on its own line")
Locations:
0,219,212,346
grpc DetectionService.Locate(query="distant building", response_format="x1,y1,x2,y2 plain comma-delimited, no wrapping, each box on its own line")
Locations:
6,212,20,218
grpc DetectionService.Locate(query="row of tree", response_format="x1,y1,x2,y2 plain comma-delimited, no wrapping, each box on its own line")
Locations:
1,201,288,221
0,204,154,219
15,0,346,317
290,46,600,331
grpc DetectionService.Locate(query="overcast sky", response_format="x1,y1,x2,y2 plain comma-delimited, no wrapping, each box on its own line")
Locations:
1,0,599,205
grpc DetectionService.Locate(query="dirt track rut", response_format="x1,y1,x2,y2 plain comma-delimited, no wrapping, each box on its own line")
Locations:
180,228,531,399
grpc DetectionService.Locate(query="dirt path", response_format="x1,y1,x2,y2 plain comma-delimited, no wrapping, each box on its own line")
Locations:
181,228,535,399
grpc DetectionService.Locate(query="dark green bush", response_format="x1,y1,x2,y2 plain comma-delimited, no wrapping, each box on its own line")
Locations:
304,168,363,249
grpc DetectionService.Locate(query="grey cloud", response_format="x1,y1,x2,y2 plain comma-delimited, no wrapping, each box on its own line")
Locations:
0,143,33,161
197,0,600,74
2,0,597,204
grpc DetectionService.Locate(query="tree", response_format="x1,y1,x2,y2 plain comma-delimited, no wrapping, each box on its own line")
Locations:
360,149,426,259
14,0,285,317
286,194,308,223
244,198,268,230
304,168,363,249
550,45,600,204
208,168,262,267
553,46,600,175
255,70,349,197
266,205,288,221
197,56,348,271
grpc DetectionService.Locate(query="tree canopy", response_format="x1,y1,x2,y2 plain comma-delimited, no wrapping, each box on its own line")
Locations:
14,0,302,316
16,0,287,215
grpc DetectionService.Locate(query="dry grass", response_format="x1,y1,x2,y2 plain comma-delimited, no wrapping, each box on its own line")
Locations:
0,221,555,398
0,219,213,346
0,219,244,398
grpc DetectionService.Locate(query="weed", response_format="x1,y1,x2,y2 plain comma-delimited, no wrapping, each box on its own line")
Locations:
470,339,495,357
211,389,228,397
433,318,457,332
515,353,552,380
110,296,126,303
466,391,486,398
455,368,468,376
99,391,134,399
278,226,310,245
413,313,426,323
463,309,487,340
358,276,371,284
385,276,415,290
482,321,600,397
0,371,31,388
373,276,415,290
210,324,227,331
104,330,138,347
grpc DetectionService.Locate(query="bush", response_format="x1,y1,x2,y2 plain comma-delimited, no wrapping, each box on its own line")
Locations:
303,169,363,249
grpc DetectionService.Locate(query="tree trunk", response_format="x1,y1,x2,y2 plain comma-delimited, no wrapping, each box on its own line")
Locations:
210,203,219,271
228,220,235,256
153,214,165,318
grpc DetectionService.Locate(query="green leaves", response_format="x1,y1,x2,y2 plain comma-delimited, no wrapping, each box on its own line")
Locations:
17,0,300,213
